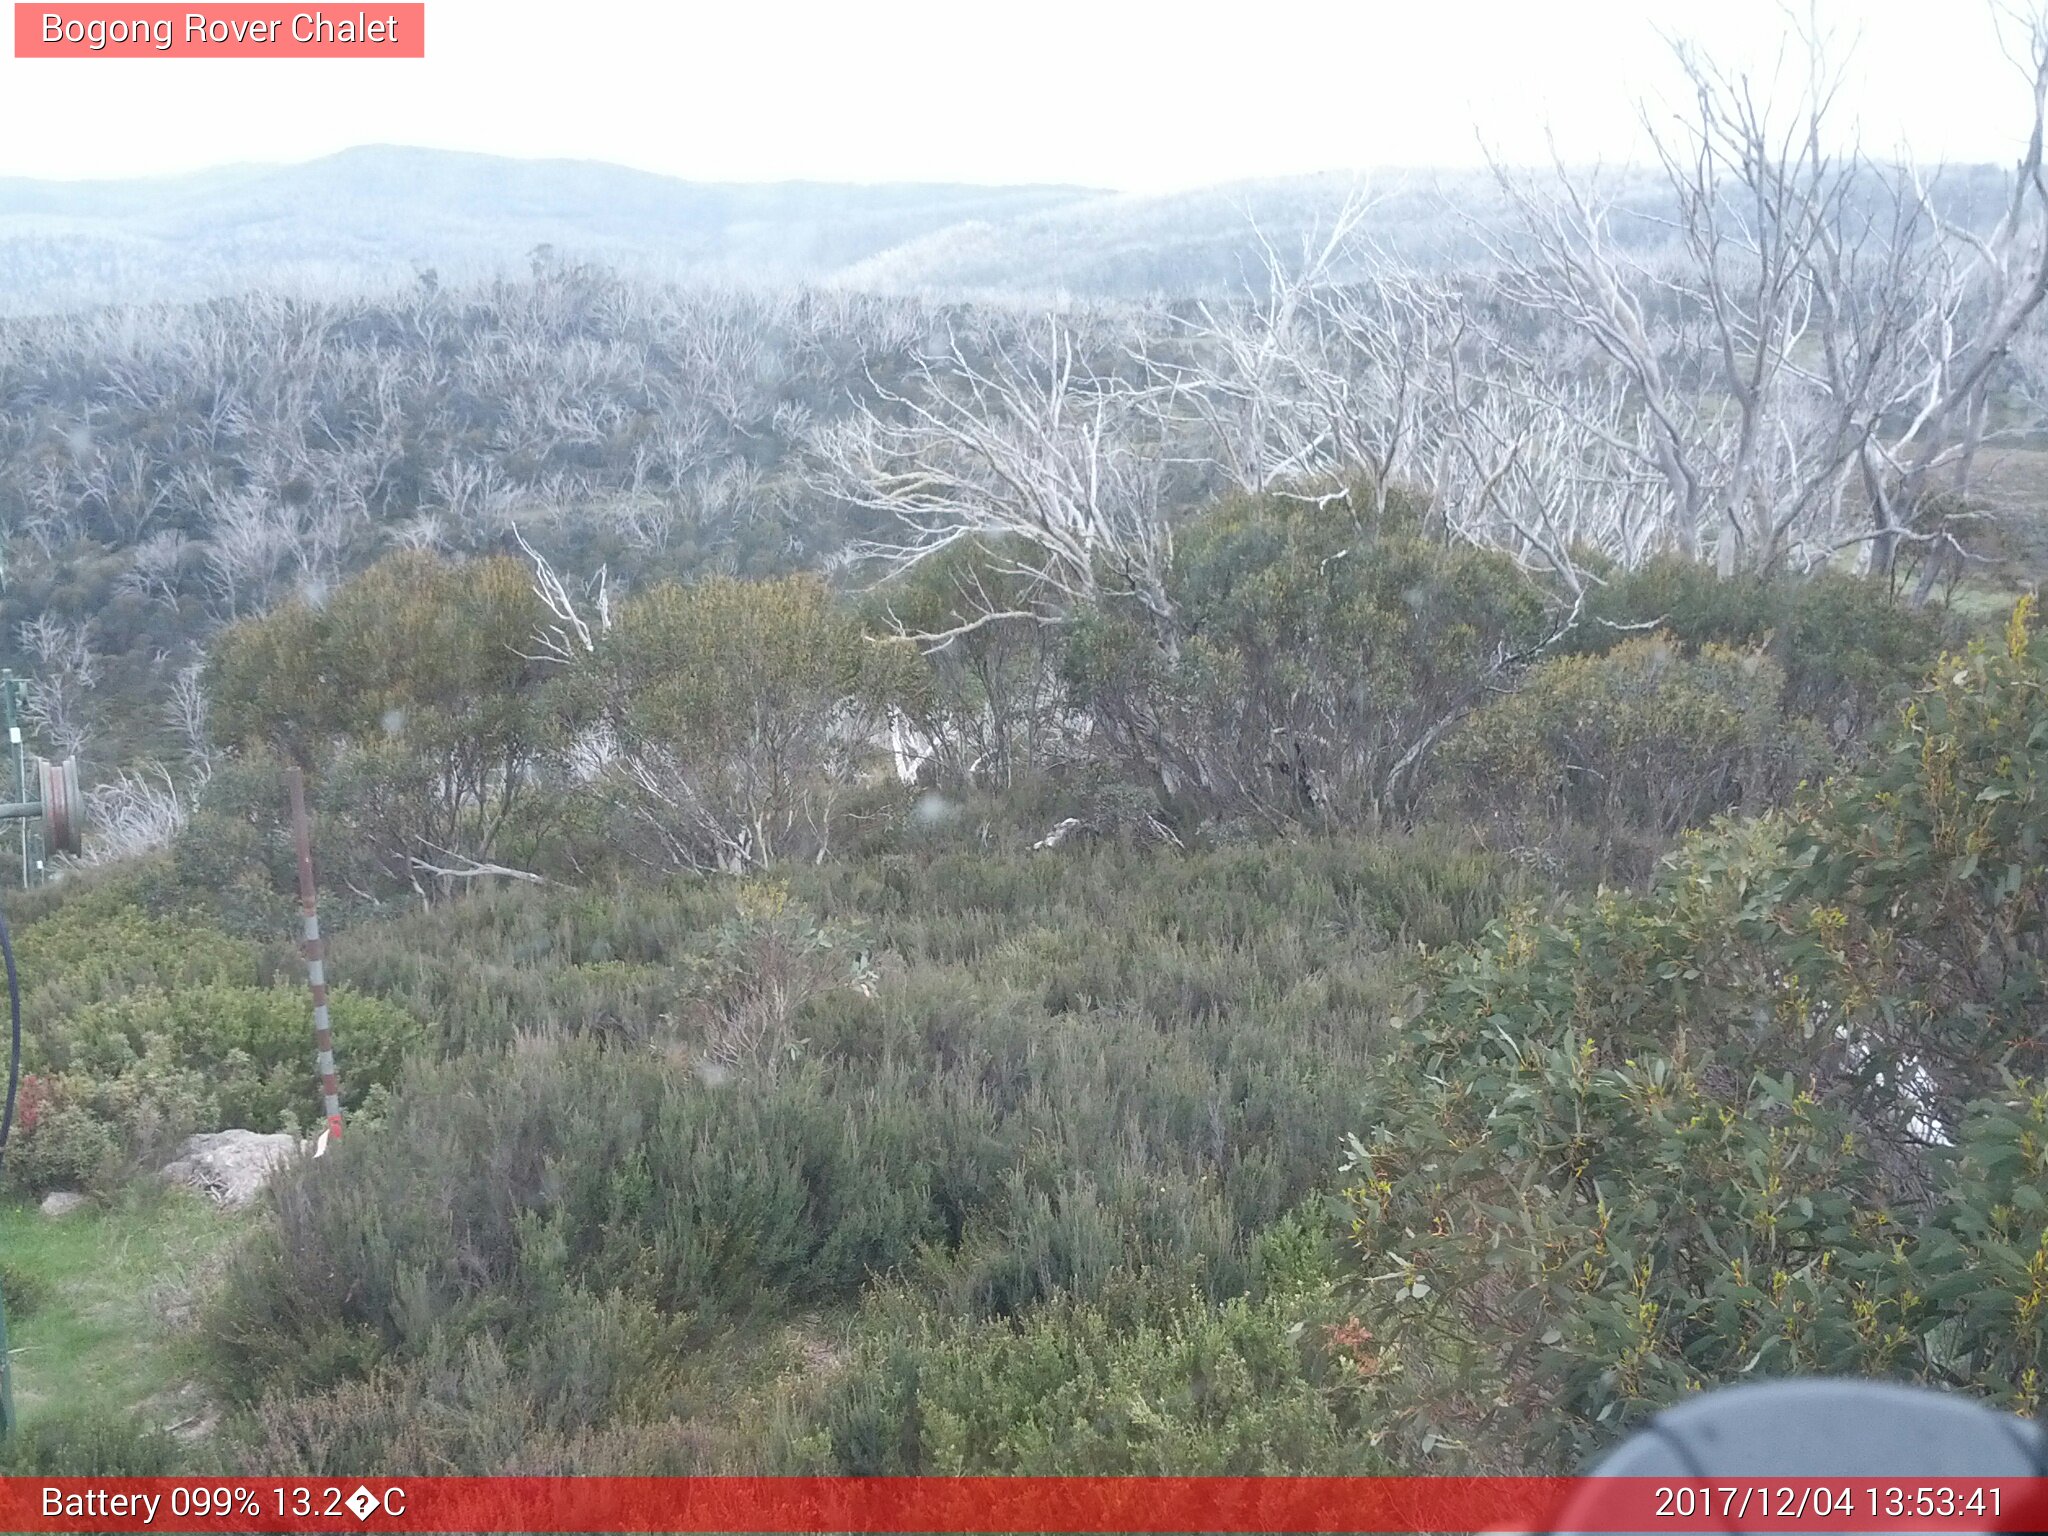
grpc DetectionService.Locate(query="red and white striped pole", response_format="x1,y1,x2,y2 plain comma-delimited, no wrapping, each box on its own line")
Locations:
286,767,342,1149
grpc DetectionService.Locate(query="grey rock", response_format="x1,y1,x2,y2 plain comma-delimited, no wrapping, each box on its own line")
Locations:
160,1129,301,1208
37,1190,86,1217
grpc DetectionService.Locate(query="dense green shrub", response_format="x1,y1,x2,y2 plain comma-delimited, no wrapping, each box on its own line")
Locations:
6,1100,125,1197
207,551,563,894
569,573,915,873
11,982,419,1195
1435,636,1824,862
1784,596,2048,1118
1342,600,2048,1471
1565,558,1947,746
204,829,1510,1415
204,1036,958,1398
1346,1001,2048,1468
14,882,261,1016
4,879,423,1194
0,1258,53,1319
6,883,255,1195
1064,487,1550,826
778,1271,1385,1474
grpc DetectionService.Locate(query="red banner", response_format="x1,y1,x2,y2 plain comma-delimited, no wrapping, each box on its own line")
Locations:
13,5,424,57
8,1477,2048,1533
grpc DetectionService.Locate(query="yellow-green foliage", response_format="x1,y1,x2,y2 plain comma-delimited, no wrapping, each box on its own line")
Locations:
1344,601,2048,1471
580,573,915,870
14,883,256,1014
6,882,422,1194
207,551,562,889
1437,635,1822,839
779,1272,1386,1474
210,550,550,764
1785,592,2048,1098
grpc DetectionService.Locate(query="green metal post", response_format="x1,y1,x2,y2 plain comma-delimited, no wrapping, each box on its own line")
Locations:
0,677,28,1434
0,1276,14,1437
0,677,24,890
0,837,10,1435
0,676,37,1434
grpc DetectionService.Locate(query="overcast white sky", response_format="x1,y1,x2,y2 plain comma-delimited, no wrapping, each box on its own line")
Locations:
0,0,2030,188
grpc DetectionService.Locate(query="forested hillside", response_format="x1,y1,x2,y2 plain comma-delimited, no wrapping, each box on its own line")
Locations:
4,13,2048,1483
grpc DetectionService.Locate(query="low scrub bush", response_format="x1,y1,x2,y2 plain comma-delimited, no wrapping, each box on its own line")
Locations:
776,1241,1383,1475
568,573,916,873
678,884,877,1075
234,1287,705,1475
1435,636,1824,865
1565,558,1946,746
0,1259,53,1320
0,1409,192,1475
203,828,1503,1409
207,551,562,897
4,880,422,1195
203,1037,955,1399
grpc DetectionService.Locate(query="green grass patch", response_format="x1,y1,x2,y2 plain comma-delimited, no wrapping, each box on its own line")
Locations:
0,1190,248,1435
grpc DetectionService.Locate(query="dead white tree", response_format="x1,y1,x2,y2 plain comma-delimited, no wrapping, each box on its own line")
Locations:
1128,197,1653,602
1430,327,1659,596
16,615,99,757
1136,196,1380,494
162,660,213,783
511,526,612,667
1132,190,1475,514
1289,266,1457,512
1479,6,2048,583
117,528,198,606
201,491,309,617
813,317,1175,646
80,761,186,864
1877,8,2048,593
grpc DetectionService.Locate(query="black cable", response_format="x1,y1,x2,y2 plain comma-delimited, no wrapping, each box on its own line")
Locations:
0,897,19,1175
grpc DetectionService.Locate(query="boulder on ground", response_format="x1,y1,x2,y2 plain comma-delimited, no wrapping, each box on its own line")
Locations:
160,1129,300,1208
37,1190,86,1218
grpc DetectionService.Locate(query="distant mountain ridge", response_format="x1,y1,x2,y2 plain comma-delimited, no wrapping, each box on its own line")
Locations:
0,146,1107,312
0,146,2023,314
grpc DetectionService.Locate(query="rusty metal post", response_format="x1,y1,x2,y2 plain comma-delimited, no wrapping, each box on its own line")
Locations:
287,767,343,1145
